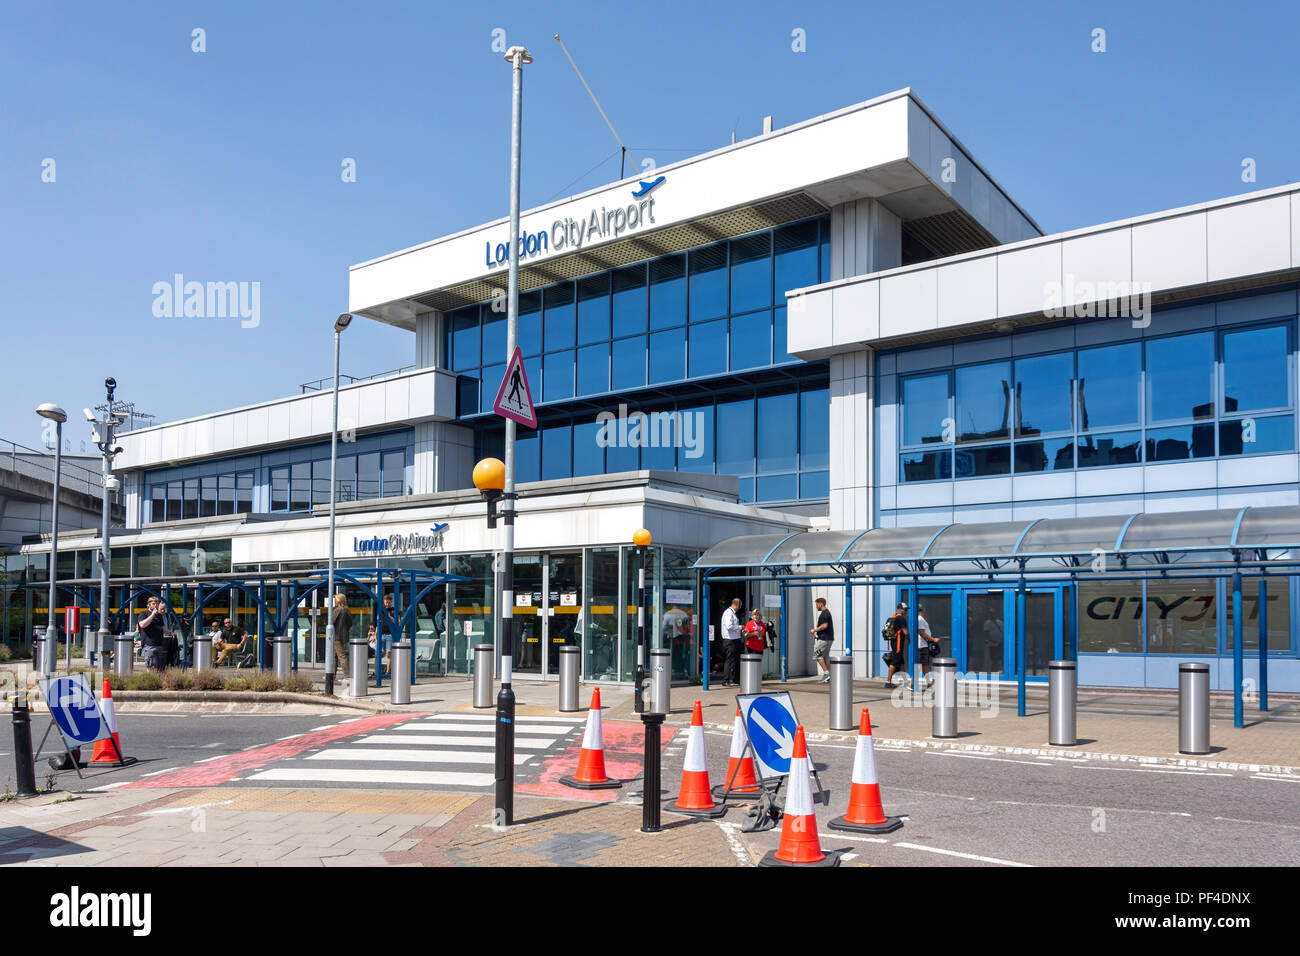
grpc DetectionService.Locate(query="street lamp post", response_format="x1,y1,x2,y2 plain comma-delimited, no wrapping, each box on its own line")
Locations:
632,528,663,833
88,379,124,681
325,313,353,696
473,458,510,825
36,404,67,676
633,528,652,713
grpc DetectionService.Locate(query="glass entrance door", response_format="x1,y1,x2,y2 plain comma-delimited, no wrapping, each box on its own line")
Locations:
959,586,1065,681
547,553,583,677
513,554,545,675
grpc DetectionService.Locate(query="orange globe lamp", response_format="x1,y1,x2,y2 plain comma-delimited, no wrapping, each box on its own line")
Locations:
473,457,505,493
633,528,652,548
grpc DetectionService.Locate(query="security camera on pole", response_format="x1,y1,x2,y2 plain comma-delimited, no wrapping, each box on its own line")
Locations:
87,379,125,680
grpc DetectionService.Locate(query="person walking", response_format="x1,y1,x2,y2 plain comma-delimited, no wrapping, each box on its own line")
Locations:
883,601,909,689
330,592,352,678
916,604,940,688
374,592,397,682
810,597,833,682
720,597,744,686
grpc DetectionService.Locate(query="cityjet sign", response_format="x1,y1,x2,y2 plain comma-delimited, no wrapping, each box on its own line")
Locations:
353,523,449,556
483,182,663,268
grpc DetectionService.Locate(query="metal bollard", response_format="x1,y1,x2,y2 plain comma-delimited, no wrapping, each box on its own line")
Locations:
83,626,94,666
640,711,665,833
473,644,494,708
273,634,291,682
932,657,957,738
739,653,762,696
650,647,671,714
390,641,412,705
1048,660,1077,746
558,646,580,712
11,697,39,798
193,634,213,673
114,635,134,676
1178,662,1211,755
829,656,852,730
348,638,368,698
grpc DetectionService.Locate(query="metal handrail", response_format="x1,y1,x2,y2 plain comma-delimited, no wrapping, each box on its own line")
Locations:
299,364,418,393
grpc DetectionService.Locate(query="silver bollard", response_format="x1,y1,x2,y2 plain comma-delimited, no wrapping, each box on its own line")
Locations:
558,645,581,712
348,638,368,698
473,644,494,708
273,634,291,682
83,626,94,663
1178,662,1211,755
650,647,671,714
829,656,852,730
193,634,213,673
740,652,762,696
115,635,134,676
390,641,411,705
932,657,957,738
1048,660,1077,746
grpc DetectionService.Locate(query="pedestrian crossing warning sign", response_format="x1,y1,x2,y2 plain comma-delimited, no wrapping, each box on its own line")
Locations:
492,346,537,429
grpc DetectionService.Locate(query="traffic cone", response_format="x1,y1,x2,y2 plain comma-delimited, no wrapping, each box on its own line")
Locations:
559,688,622,790
713,706,760,798
671,700,725,817
761,725,838,867
91,677,136,765
829,708,902,834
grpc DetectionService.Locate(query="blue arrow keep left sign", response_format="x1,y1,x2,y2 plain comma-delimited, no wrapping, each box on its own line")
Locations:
38,675,110,746
741,693,800,779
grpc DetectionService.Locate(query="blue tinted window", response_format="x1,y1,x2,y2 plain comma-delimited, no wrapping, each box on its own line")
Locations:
819,223,831,283
480,362,505,412
649,255,686,330
576,343,609,395
688,244,727,322
450,308,479,371
900,450,951,482
612,265,647,337
688,319,726,377
516,430,540,483
611,336,646,389
730,311,771,370
1077,431,1142,468
954,444,1010,478
717,398,755,476
730,233,772,314
677,401,714,474
517,291,542,356
800,470,829,499
606,431,639,472
956,362,1011,443
576,274,610,345
737,477,755,503
774,221,820,296
902,373,950,446
524,356,541,402
757,391,798,473
1146,424,1216,461
800,387,829,471
458,374,479,416
756,473,797,502
649,328,685,383
1014,438,1075,472
1015,352,1073,437
1077,342,1139,430
541,424,571,480
774,306,792,364
543,350,575,402
1147,332,1213,422
1223,325,1288,413
543,284,575,350
572,420,604,476
482,310,506,364
640,411,676,470
1220,414,1294,456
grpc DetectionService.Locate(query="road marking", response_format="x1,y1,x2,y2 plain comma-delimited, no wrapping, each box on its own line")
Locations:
1251,773,1300,782
893,842,1033,867
715,821,754,866
353,734,557,751
393,722,569,736
425,713,580,724
143,798,236,815
1071,765,1232,777
245,768,494,787
842,853,859,861
1213,815,1300,829
932,752,1051,766
992,799,1192,817
305,748,531,765
821,833,890,844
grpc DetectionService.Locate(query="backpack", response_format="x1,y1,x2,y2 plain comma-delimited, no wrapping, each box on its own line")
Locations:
881,616,898,645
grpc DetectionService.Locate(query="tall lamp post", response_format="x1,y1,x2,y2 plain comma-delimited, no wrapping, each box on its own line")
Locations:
633,528,652,713
473,457,511,825
87,379,124,679
36,404,67,675
325,313,353,696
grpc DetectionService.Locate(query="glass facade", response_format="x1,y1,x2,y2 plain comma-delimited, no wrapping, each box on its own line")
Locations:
897,320,1295,482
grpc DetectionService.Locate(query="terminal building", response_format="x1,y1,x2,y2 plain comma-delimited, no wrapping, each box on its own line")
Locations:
7,89,1299,692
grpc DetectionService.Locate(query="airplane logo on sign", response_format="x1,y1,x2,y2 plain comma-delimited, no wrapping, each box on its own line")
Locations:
492,346,537,428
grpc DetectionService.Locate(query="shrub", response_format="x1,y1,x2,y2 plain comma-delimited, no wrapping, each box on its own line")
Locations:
8,645,32,661
223,676,249,692
283,672,315,695
250,671,282,693
0,644,11,663
161,668,194,690
126,671,163,691
106,671,128,691
71,645,85,658
192,669,224,691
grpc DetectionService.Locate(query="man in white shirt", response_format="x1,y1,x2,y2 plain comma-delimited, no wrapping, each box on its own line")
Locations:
720,597,744,686
917,604,939,688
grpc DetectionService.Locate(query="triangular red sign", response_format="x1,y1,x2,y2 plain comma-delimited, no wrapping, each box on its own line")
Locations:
492,346,537,428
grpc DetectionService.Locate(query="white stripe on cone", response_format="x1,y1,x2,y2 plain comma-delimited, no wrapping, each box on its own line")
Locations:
682,724,707,773
728,712,746,758
851,733,879,786
581,705,604,751
785,754,815,816
102,687,117,734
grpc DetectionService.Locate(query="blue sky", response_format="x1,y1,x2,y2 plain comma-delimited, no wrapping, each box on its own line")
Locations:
3,0,1298,447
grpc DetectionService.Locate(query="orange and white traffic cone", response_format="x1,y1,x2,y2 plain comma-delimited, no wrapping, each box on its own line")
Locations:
560,688,622,790
761,725,838,866
91,677,135,766
671,700,725,817
713,706,760,798
829,708,902,834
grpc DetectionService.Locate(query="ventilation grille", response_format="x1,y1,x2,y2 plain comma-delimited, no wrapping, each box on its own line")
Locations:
904,209,999,259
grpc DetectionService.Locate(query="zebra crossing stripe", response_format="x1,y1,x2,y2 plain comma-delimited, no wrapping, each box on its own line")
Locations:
305,748,532,765
355,734,557,750
246,768,495,787
421,713,580,724
392,722,570,736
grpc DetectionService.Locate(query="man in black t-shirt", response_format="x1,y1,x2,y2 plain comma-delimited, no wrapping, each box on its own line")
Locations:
136,597,171,672
810,597,834,683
